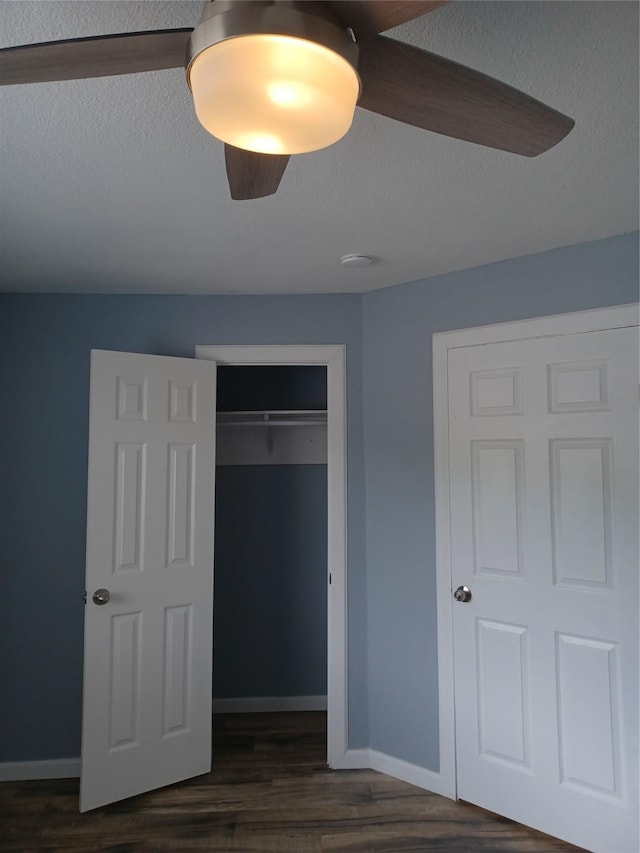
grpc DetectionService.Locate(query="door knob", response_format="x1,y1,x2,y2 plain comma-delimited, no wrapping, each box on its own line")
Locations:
454,585,472,603
92,588,110,605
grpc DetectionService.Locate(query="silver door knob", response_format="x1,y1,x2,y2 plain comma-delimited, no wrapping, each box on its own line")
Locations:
92,588,110,605
454,585,472,603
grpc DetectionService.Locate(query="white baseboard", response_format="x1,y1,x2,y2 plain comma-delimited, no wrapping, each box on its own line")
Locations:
332,748,452,798
330,748,370,770
0,758,81,781
213,695,328,713
368,749,452,798
0,737,451,804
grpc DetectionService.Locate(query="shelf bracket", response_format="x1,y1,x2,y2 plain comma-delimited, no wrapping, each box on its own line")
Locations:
264,413,274,455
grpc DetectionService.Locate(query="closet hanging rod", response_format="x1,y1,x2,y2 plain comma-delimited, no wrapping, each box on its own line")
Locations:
217,409,327,428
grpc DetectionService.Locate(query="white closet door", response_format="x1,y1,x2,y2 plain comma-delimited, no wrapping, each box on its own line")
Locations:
449,327,638,852
80,350,217,812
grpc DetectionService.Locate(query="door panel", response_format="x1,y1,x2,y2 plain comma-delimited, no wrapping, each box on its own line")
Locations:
471,440,525,576
476,618,530,768
80,350,217,812
550,438,612,588
555,633,621,798
449,327,638,853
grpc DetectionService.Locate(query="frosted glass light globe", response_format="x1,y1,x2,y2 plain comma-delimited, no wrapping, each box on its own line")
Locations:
189,34,360,155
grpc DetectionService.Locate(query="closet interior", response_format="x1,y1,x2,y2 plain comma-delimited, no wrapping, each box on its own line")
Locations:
212,366,328,710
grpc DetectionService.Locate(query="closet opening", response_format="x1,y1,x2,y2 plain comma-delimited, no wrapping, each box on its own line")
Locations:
212,365,329,755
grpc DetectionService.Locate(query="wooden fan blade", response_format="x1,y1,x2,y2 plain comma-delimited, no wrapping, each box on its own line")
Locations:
225,145,290,200
327,1,449,36
0,29,193,85
357,35,575,156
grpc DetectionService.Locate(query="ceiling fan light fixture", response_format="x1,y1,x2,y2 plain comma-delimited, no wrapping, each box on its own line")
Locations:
187,2,360,156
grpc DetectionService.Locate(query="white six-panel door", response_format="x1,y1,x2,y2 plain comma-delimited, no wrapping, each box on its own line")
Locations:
80,351,217,812
448,326,639,853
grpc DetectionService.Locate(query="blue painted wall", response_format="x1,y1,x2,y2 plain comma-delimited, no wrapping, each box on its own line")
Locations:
216,365,327,412
362,232,639,771
0,233,636,768
213,366,328,700
0,293,366,761
213,465,327,699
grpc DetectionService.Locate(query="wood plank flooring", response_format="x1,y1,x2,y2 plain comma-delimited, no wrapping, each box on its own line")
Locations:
1,712,585,852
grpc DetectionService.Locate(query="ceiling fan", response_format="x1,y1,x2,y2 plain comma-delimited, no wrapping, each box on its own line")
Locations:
0,0,575,200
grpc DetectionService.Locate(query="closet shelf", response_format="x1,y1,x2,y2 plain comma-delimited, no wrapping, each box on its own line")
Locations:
217,409,327,427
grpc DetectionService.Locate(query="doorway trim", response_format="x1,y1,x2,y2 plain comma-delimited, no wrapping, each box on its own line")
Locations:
195,344,348,767
432,303,639,799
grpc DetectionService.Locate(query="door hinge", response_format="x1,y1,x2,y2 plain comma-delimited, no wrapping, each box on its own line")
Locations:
83,590,87,604
329,573,332,585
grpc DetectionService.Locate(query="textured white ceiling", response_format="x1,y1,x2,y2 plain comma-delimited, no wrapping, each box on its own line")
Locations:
0,1,638,294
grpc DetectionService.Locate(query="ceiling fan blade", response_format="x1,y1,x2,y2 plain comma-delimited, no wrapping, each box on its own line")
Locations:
357,35,575,156
0,29,193,85
327,1,449,36
225,145,290,200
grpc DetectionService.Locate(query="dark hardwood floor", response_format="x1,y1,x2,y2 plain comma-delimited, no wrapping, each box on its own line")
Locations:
1,712,585,852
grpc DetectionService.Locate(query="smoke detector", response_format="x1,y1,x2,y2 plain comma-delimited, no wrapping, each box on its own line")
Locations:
340,254,373,268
